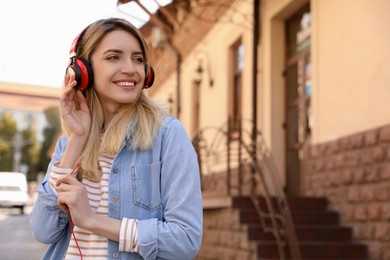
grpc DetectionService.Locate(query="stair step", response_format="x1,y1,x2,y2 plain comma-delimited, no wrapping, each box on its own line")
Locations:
232,196,368,259
233,196,328,211
257,242,368,259
240,209,340,225
248,224,352,241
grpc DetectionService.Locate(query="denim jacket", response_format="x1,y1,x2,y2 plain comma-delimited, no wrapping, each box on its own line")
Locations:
30,116,203,260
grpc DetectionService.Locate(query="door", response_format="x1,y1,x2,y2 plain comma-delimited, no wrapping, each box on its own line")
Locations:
284,4,311,195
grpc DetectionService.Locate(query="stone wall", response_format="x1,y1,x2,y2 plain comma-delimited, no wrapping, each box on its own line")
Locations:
307,124,390,260
197,208,257,260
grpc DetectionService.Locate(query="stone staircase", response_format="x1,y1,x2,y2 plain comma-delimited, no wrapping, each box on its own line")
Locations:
233,196,369,260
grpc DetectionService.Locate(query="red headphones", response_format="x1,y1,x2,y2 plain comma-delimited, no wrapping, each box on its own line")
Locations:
66,26,155,91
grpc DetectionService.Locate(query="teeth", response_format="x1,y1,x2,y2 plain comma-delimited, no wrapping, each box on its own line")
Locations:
117,82,135,87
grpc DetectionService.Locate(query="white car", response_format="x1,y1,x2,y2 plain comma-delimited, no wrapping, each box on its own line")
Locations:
0,172,29,214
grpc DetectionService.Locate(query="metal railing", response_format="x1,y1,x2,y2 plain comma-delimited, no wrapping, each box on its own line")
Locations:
192,118,302,260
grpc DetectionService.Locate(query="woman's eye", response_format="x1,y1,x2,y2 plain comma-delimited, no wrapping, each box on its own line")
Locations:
106,55,118,60
133,57,144,63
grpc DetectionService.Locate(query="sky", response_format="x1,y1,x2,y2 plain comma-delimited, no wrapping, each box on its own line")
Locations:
0,0,171,88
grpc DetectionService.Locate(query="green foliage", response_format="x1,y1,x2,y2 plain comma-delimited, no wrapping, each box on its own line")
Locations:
0,112,17,171
44,106,62,133
21,128,40,181
37,106,61,173
0,106,61,179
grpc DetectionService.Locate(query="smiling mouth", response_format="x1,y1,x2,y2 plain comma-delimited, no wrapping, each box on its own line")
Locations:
116,81,135,87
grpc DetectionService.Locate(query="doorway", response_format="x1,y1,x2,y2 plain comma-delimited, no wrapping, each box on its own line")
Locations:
284,4,311,195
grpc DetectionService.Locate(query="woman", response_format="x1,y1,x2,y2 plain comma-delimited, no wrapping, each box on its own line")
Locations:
30,18,203,260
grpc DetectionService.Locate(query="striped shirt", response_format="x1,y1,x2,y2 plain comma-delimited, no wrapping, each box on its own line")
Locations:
49,153,138,259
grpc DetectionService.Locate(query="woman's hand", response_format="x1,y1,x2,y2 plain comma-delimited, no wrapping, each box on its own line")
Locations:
56,174,93,229
56,174,122,242
60,74,91,139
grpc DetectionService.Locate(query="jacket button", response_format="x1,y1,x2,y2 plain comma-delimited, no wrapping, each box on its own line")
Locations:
113,252,119,258
112,195,119,202
113,167,119,174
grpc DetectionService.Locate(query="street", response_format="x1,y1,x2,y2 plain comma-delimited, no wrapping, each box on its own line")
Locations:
0,195,48,260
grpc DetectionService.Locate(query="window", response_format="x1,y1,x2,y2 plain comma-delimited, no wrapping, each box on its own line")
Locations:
229,39,244,136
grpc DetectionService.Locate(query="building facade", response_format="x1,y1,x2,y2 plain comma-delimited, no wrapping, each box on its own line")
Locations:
120,0,390,258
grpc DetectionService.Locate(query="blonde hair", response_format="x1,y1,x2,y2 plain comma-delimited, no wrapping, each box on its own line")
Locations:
63,18,166,179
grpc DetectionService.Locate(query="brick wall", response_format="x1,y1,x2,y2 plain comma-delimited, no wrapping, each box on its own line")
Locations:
197,208,257,260
307,124,390,260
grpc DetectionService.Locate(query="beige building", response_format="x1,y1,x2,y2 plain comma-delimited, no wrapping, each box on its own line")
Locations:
0,82,60,112
122,0,390,259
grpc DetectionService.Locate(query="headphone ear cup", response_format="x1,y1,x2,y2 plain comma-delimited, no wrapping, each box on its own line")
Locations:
144,65,155,89
67,58,93,91
79,58,94,91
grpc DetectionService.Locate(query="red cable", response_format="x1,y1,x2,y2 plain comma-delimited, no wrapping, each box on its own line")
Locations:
70,162,81,176
69,214,83,259
68,163,83,259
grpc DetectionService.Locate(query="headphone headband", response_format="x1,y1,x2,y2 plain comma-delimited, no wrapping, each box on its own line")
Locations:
69,26,90,59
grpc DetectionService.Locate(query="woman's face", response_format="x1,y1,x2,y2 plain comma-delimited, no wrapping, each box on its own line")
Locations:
90,29,145,114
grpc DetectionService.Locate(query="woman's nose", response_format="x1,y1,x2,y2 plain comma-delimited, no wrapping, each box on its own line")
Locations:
121,60,137,74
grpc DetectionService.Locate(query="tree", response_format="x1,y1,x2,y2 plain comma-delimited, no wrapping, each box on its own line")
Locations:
36,106,61,174
21,127,40,181
0,112,17,171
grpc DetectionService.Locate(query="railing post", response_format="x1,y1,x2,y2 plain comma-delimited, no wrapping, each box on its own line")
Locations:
238,117,243,195
227,116,231,196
